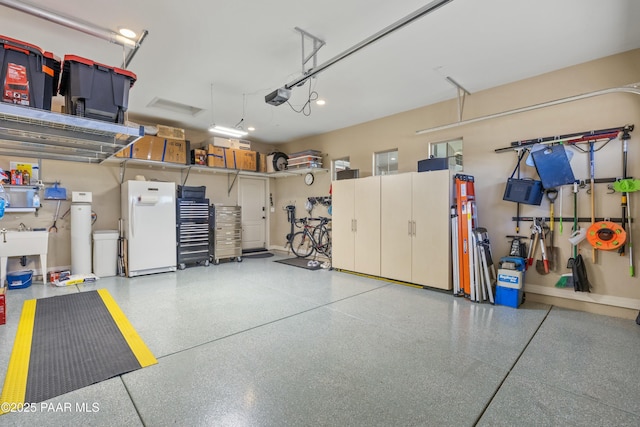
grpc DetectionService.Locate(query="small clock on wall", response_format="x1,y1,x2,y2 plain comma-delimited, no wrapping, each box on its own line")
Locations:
304,172,314,186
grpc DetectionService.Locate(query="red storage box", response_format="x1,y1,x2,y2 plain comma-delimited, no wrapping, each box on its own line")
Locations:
59,54,136,123
0,287,5,325
0,34,59,110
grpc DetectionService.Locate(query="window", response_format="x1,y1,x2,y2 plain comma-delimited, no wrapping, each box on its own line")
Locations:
429,138,463,172
374,149,398,176
332,157,350,180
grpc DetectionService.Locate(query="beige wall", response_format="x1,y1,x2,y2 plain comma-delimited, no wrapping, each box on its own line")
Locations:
275,48,640,318
2,49,638,318
0,159,240,274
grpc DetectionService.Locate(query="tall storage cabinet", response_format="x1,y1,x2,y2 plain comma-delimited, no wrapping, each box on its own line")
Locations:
332,176,381,276
381,170,451,289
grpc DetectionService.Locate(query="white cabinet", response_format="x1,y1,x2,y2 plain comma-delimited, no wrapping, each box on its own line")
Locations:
381,171,451,289
332,176,380,276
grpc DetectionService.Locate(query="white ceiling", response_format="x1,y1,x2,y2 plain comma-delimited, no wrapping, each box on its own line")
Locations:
1,0,639,145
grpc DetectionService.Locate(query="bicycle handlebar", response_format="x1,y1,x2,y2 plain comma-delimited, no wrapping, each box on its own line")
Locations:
294,216,331,227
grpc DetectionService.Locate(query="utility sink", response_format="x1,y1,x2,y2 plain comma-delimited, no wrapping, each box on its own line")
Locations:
0,230,49,286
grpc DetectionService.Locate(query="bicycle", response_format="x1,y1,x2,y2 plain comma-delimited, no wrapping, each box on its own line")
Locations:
289,217,331,259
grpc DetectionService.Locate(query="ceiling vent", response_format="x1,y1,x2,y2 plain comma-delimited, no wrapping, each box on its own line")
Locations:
147,97,204,116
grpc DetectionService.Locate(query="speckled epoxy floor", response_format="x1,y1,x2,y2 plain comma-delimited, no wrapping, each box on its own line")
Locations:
1,254,639,426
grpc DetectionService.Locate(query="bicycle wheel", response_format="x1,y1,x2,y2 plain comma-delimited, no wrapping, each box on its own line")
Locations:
290,231,314,258
314,227,331,258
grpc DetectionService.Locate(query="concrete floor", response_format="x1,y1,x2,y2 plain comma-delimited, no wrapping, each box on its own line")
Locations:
0,254,639,426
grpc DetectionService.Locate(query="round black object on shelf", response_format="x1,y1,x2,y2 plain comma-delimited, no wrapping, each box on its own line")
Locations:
271,152,288,171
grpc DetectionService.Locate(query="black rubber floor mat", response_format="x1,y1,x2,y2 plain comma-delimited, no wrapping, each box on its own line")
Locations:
1,290,156,409
243,252,274,259
274,257,322,270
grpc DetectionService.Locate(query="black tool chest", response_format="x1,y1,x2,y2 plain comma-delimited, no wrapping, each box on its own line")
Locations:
176,198,210,269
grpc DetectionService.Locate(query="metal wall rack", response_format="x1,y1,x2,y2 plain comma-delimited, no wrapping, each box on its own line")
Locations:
0,103,143,163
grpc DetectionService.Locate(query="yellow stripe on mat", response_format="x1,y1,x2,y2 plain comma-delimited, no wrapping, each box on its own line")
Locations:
97,289,157,368
0,299,36,414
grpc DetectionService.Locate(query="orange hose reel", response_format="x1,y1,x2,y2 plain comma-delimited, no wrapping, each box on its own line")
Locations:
586,221,627,250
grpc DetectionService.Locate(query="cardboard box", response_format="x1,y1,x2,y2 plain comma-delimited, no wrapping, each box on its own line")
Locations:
132,136,166,161
0,287,5,325
116,136,188,164
156,124,185,141
225,148,257,171
212,137,251,150
207,144,226,168
164,139,188,164
191,149,207,166
115,146,131,158
258,153,267,173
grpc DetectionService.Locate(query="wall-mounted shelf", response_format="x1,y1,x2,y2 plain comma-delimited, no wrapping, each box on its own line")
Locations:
0,103,143,163
5,207,37,213
1,184,41,214
101,156,329,184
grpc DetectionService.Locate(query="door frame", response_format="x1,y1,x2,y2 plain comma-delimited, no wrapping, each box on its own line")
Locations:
237,175,270,250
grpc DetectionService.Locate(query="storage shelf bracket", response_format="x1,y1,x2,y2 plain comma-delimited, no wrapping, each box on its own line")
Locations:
181,166,193,187
294,27,326,78
445,76,471,122
228,170,240,196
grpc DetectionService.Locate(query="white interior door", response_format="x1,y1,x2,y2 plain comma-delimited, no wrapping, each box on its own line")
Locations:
238,177,267,250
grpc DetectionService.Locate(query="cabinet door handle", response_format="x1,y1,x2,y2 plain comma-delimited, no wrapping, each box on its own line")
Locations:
413,221,416,236
354,219,357,232
408,220,412,236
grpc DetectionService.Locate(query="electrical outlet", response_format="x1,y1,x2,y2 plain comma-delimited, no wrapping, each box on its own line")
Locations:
270,207,275,213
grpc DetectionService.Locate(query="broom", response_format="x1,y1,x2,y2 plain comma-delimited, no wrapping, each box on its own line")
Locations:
558,182,579,288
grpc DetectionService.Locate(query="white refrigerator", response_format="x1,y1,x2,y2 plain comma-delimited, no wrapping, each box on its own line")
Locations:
121,180,177,277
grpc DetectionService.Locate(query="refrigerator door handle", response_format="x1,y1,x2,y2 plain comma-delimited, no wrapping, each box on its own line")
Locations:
130,197,135,238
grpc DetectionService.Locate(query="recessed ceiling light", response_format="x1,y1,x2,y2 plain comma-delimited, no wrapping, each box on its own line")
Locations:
119,28,137,39
248,126,256,132
316,99,326,106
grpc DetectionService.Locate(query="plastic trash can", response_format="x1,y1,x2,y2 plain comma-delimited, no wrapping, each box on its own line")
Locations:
93,230,119,277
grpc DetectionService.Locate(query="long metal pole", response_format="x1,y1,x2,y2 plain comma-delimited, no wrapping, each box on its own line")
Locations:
0,0,138,48
416,84,640,135
285,0,453,89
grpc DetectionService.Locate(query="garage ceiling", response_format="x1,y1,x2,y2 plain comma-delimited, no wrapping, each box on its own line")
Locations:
0,0,638,145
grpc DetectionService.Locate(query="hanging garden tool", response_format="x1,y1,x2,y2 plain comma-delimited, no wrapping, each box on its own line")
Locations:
526,222,539,268
545,188,559,271
586,221,627,251
615,126,635,276
613,178,639,277
588,141,597,263
535,219,550,274
49,200,61,233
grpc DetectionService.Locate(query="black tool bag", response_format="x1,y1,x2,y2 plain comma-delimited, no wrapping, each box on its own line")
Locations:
571,254,591,292
503,150,544,205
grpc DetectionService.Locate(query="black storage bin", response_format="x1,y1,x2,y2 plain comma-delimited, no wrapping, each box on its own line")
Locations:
59,54,136,123
42,51,61,110
177,185,206,199
418,157,448,172
503,178,544,205
0,34,54,110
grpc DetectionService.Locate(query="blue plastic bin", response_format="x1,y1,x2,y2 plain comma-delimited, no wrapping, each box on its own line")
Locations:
7,270,33,289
